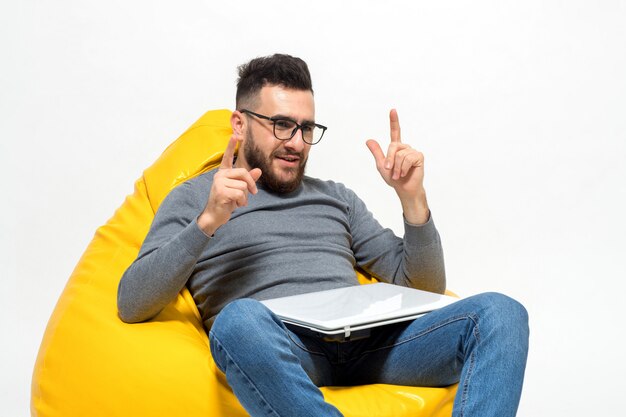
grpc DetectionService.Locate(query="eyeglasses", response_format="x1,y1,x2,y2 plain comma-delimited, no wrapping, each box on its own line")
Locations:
239,109,327,145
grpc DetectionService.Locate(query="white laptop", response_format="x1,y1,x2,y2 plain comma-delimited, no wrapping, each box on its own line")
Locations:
260,283,459,341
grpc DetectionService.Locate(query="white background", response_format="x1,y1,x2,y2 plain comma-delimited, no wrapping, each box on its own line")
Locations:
2,1,625,416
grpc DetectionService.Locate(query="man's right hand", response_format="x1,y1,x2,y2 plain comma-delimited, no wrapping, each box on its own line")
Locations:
197,136,262,236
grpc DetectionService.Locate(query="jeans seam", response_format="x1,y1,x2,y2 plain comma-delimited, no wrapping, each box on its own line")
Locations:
208,331,225,374
459,349,476,417
210,331,282,417
458,313,481,417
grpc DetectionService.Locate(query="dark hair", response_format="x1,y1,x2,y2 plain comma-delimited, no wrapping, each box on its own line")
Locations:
236,54,313,110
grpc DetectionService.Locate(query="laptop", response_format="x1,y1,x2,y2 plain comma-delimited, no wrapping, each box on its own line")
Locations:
260,283,459,342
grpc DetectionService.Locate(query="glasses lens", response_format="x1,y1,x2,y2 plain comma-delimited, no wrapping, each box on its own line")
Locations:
300,124,316,144
273,119,297,140
308,125,326,144
305,126,320,144
272,119,325,144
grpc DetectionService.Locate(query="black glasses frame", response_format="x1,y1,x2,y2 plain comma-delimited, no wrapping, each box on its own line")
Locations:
239,109,327,145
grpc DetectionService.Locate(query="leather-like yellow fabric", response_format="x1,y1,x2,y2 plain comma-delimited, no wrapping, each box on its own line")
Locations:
31,109,457,417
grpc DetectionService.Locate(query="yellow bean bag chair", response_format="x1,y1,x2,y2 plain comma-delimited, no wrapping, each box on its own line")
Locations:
31,109,457,417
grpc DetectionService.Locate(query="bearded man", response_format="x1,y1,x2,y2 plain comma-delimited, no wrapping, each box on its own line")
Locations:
118,54,529,417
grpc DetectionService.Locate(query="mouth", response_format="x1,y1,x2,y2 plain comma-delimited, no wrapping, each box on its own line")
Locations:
274,153,301,167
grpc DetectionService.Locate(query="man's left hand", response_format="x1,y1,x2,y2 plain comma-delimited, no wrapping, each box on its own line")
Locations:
366,109,430,224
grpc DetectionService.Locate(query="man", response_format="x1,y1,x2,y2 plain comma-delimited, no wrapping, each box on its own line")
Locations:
118,54,529,417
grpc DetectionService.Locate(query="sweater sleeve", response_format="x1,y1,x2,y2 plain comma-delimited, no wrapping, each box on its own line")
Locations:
345,186,446,293
117,181,211,323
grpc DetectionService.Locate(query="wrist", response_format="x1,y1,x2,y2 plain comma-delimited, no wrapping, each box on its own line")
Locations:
196,213,218,237
400,192,430,225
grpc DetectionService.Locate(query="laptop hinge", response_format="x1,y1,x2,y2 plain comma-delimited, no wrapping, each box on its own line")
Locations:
344,326,351,339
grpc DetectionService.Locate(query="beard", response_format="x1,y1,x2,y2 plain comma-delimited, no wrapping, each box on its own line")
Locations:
243,129,307,194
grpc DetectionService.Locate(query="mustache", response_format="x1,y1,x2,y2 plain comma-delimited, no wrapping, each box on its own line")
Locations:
272,151,304,159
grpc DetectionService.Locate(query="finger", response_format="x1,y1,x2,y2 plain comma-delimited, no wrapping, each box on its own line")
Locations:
366,139,385,169
220,135,240,170
223,177,249,192
389,109,401,143
222,187,248,208
224,167,260,194
249,168,262,193
386,142,405,171
393,148,406,180
235,190,248,207
392,145,411,179
240,168,261,195
400,151,423,177
243,168,261,194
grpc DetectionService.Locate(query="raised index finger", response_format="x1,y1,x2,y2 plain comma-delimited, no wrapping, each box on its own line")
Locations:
390,108,402,143
220,135,239,169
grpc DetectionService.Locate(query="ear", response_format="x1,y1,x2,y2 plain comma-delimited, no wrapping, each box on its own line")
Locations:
230,110,247,165
231,110,245,139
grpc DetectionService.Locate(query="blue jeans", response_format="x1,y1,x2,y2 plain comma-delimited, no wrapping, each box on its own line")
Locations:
209,292,529,417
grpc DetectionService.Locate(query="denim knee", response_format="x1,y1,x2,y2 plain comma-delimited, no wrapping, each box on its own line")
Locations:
472,292,529,347
210,299,271,368
480,292,527,320
211,298,274,340
209,298,291,375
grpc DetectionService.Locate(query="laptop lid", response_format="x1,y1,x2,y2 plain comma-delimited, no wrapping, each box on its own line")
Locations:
260,283,458,341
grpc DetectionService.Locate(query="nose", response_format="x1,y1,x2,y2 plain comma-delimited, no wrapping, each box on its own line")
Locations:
283,127,306,151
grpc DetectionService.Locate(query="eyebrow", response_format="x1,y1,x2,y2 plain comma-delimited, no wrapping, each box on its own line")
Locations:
272,114,316,125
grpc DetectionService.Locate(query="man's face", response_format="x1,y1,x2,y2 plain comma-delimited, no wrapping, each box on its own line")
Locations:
237,85,315,194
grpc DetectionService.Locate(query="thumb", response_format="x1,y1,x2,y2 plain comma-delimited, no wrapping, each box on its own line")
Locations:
250,167,262,182
366,139,385,167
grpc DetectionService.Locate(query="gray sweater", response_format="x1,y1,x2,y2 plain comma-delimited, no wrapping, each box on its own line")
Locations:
117,169,446,329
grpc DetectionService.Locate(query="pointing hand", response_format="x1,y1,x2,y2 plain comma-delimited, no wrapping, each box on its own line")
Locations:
197,136,262,235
